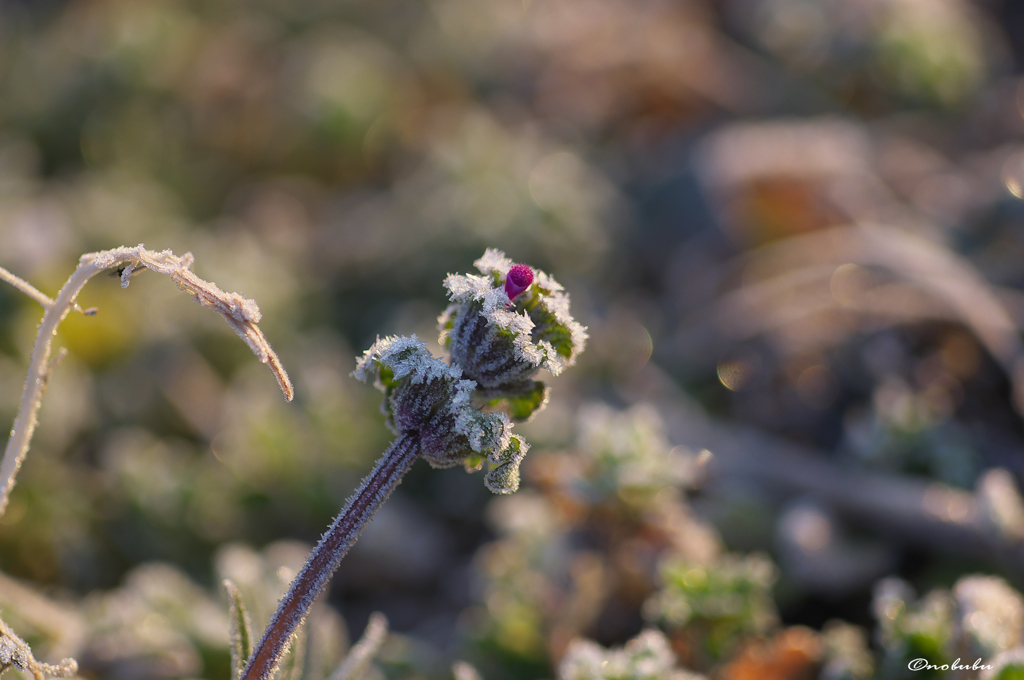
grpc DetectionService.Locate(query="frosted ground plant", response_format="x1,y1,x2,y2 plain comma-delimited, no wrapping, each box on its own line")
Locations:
0,245,584,679
558,629,706,680
575,402,697,507
645,552,778,661
242,249,586,680
868,574,1024,679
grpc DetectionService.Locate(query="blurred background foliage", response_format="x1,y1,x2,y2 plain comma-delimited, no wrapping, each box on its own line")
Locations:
3,0,1024,678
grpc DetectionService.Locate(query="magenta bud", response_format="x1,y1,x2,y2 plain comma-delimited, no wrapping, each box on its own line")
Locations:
505,264,534,301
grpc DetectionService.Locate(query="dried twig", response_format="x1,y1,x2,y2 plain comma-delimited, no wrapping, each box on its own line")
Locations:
0,616,77,680
0,244,294,679
0,244,293,518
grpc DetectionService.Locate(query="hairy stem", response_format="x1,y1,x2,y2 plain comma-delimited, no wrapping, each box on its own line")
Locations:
242,434,420,680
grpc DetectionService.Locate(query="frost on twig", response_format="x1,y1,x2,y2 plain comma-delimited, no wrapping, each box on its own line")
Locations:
115,246,292,401
0,244,294,520
0,264,95,316
0,617,77,680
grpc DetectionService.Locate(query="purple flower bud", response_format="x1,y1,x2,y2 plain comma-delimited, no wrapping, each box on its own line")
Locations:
504,264,534,301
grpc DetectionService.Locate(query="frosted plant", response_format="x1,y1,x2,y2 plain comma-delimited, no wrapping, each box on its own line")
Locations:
351,335,525,493
241,249,585,680
953,575,1024,656
644,552,778,661
0,617,76,680
558,629,705,680
870,574,1024,678
820,621,874,680
983,647,1024,680
575,403,697,506
872,577,954,676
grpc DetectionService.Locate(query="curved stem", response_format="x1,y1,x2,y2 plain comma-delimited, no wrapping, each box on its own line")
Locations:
0,254,112,517
0,245,294,518
242,434,420,680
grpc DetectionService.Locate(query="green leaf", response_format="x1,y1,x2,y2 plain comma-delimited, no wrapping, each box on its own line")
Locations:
524,296,577,359
224,579,254,680
506,381,548,422
485,435,529,494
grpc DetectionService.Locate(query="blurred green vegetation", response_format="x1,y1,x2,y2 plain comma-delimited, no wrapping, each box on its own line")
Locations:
4,0,1024,678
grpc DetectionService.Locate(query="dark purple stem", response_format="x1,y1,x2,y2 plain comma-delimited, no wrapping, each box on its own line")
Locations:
241,433,420,680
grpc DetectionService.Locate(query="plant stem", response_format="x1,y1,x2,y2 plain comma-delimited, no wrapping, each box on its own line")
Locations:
0,254,110,517
0,245,293,519
241,433,420,680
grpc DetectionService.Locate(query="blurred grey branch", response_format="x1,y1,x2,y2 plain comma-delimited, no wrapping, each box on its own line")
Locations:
633,366,1024,573
672,223,1024,416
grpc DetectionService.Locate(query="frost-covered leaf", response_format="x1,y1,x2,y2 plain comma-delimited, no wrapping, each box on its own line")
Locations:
485,435,529,494
327,612,388,680
224,579,254,680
